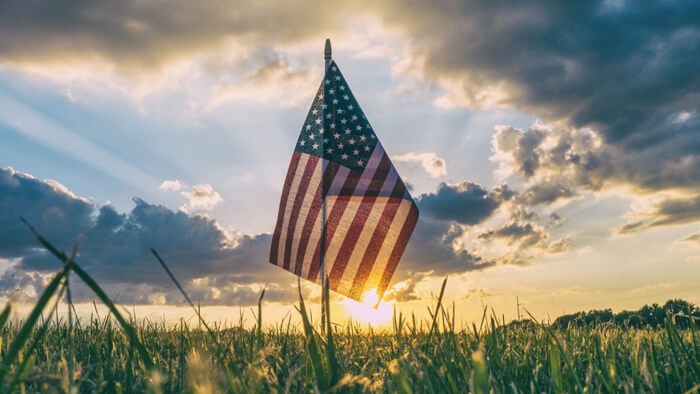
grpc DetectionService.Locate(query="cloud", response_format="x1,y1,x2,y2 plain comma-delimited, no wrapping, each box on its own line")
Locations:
519,181,578,206
393,152,447,179
548,213,566,227
0,167,290,305
400,217,494,277
492,122,700,209
681,232,700,246
180,184,223,215
649,195,700,227
3,167,515,305
0,167,94,257
615,194,700,234
160,181,224,215
614,220,650,235
0,1,356,71
4,2,697,197
380,1,700,144
159,179,184,191
10,199,290,305
491,124,613,192
379,1,700,212
479,221,546,249
382,274,431,302
492,125,547,178
473,218,570,265
417,182,513,225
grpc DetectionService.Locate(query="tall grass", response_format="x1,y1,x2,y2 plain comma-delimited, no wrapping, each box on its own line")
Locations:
1,223,699,392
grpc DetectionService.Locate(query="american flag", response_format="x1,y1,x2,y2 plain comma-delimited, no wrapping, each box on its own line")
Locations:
270,60,418,302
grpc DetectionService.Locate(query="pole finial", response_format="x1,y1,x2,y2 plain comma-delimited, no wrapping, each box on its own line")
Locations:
324,38,332,60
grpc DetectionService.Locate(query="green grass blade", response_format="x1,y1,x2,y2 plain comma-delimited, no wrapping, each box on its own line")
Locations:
150,248,237,385
256,286,266,351
296,278,328,391
68,261,154,370
323,277,340,388
0,263,68,386
427,277,448,342
0,304,11,330
8,276,69,392
21,219,154,371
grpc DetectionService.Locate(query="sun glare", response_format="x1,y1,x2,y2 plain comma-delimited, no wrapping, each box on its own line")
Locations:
342,289,394,327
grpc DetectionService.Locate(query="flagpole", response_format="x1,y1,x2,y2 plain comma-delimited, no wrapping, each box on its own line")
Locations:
321,38,331,332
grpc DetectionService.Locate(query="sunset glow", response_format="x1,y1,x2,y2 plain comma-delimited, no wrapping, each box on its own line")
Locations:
0,1,699,326
342,290,394,327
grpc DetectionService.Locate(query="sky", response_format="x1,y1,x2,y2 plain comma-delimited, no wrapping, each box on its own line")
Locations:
1,1,699,326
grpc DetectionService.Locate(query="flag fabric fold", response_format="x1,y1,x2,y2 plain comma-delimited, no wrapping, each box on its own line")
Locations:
270,60,418,302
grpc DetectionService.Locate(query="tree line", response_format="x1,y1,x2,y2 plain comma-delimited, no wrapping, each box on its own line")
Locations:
551,299,700,329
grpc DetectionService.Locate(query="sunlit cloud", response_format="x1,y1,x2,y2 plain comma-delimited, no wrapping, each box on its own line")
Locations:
393,152,447,179
180,184,223,216
159,179,184,191
681,232,700,246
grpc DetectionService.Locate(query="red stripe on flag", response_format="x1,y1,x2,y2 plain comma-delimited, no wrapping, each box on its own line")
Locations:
348,179,405,300
294,162,340,276
376,202,419,299
270,151,302,265
282,155,319,270
328,155,392,289
307,169,362,283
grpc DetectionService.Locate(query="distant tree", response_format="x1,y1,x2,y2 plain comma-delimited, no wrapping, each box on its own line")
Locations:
550,299,697,330
663,299,698,328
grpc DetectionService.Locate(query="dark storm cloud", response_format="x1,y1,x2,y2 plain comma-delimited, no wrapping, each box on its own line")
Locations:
376,1,700,202
0,0,353,69
650,195,700,227
0,167,290,305
2,168,513,304
519,181,577,206
18,200,288,305
400,217,494,277
4,1,698,195
493,126,547,178
380,1,700,141
492,122,700,202
417,182,512,225
479,222,545,249
0,167,94,257
478,220,569,255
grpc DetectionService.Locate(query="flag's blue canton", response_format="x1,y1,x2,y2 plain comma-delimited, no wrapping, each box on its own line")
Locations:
295,61,378,173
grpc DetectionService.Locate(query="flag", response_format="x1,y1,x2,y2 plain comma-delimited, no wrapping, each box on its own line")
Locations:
270,60,418,302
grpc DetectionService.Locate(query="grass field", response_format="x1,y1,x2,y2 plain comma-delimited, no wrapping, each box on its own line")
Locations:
1,224,699,393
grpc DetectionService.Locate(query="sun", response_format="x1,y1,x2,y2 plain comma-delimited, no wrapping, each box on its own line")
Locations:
341,289,394,327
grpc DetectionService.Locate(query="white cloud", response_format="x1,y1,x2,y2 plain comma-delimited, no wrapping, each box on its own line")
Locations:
393,152,447,179
159,179,184,191
180,184,223,215
160,180,224,215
